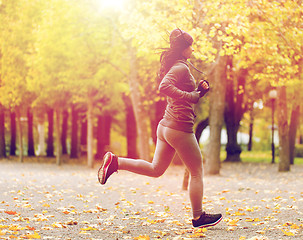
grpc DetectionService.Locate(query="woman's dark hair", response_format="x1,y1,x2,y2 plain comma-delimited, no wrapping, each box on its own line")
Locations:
158,29,193,81
158,48,183,79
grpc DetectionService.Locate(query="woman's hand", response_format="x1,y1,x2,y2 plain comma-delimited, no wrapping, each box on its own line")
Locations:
197,80,210,97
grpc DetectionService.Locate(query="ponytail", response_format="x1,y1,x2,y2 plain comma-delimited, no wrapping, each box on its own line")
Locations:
158,48,183,83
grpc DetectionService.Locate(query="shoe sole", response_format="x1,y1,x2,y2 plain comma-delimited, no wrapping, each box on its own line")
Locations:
98,152,113,185
197,216,223,228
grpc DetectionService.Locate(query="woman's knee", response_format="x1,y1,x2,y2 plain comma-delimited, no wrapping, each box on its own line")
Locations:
150,166,166,178
188,165,203,178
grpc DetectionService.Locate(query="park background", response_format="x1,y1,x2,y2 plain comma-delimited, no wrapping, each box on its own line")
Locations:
0,0,302,174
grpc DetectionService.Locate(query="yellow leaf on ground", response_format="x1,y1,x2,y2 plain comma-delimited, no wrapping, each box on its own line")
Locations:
228,219,239,226
290,223,300,229
23,232,41,239
80,227,97,231
52,223,65,228
234,211,246,216
189,232,206,238
8,235,18,239
8,225,20,231
281,229,295,236
134,235,150,240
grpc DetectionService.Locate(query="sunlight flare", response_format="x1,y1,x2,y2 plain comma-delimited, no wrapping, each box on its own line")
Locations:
97,0,125,10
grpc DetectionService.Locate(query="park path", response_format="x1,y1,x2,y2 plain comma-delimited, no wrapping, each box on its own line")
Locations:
0,159,303,239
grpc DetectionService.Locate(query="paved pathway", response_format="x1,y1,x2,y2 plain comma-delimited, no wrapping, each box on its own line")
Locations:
0,160,303,239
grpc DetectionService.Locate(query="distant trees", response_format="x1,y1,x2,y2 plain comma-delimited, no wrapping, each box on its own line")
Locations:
0,0,301,172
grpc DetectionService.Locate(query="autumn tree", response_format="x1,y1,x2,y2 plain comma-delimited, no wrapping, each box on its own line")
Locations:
250,0,303,171
0,104,5,158
0,0,40,162
26,0,125,167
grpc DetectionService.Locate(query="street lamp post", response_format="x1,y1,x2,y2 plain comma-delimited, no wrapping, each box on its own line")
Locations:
269,89,277,164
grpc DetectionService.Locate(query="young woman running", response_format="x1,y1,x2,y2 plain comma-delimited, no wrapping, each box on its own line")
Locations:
98,29,222,228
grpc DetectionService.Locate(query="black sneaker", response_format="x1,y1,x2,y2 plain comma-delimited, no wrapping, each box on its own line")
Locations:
98,152,118,185
192,211,222,228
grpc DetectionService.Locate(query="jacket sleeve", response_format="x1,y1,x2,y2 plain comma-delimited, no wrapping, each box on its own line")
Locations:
159,64,199,103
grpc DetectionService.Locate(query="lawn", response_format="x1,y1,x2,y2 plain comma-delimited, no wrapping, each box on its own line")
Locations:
228,150,303,165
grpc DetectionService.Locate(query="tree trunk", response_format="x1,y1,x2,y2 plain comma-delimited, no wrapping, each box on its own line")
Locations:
289,93,300,165
37,123,45,156
124,95,138,158
15,107,23,162
36,111,45,156
61,110,68,155
195,118,209,142
87,96,94,168
289,60,302,164
128,43,150,161
205,55,227,175
70,105,78,159
225,127,242,162
182,169,190,191
46,109,54,157
151,98,166,144
277,86,290,172
96,116,104,160
0,105,6,158
96,115,112,159
10,111,16,156
80,116,87,156
27,108,35,156
247,109,254,151
55,109,62,165
224,67,247,162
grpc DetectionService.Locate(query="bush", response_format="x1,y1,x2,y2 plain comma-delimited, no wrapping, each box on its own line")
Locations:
295,144,303,158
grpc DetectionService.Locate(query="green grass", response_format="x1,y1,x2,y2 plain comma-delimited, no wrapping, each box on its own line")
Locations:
220,150,303,165
241,151,272,163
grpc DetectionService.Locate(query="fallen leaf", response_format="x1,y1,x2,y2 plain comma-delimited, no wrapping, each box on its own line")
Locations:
290,223,300,229
4,211,18,216
281,229,295,236
134,235,150,240
227,219,239,226
80,226,97,231
26,226,35,231
65,220,78,225
22,232,41,239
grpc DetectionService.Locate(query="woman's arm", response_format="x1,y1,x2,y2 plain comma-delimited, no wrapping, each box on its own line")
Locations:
159,64,200,103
